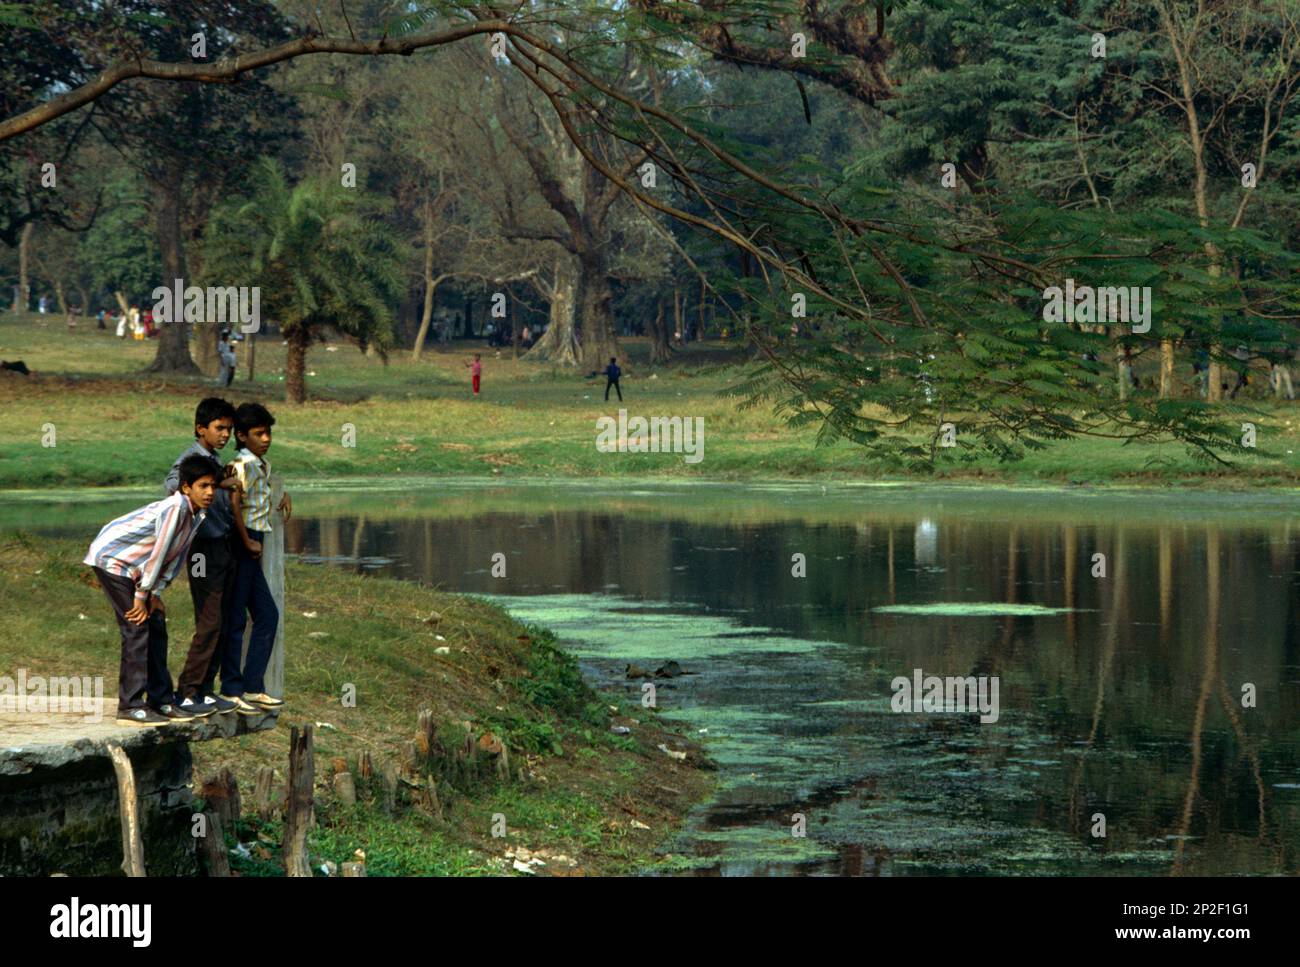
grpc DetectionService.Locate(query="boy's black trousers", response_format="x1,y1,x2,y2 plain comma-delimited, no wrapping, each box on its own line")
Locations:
178,534,235,699
94,567,175,712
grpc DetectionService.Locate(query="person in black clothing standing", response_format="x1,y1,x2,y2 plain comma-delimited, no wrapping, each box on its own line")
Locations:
604,357,622,401
164,398,241,715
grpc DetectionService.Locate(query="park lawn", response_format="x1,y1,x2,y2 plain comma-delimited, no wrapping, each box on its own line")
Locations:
0,534,715,876
2,311,1298,488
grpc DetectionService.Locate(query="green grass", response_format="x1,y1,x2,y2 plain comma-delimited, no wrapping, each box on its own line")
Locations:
1,534,715,876
1,310,1298,488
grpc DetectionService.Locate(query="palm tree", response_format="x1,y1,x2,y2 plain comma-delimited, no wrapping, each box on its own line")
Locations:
204,158,405,403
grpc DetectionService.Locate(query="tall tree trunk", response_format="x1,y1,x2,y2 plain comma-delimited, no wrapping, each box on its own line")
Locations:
527,255,580,366
411,215,438,362
15,221,33,313
1206,340,1223,401
285,327,309,404
673,286,683,343
649,300,672,363
146,172,198,373
1159,338,1175,398
578,255,620,371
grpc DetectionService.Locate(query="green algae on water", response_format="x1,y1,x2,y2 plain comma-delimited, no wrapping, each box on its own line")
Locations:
873,602,1078,617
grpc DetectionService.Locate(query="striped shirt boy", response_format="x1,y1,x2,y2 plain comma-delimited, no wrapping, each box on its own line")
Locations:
83,492,205,601
231,446,274,531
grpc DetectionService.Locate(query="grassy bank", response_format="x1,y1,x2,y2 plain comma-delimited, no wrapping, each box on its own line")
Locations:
0,534,715,876
2,311,1298,488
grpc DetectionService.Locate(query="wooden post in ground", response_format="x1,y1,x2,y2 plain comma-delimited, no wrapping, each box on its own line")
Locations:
415,709,436,758
200,810,232,877
200,767,242,832
283,724,315,877
106,743,145,877
332,758,357,806
341,861,366,877
253,765,277,821
380,760,399,815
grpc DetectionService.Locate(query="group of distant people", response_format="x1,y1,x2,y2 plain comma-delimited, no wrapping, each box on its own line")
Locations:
87,305,158,340
482,321,539,349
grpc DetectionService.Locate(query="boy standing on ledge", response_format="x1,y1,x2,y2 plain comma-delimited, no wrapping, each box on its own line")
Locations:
85,455,217,726
165,397,240,717
223,402,291,711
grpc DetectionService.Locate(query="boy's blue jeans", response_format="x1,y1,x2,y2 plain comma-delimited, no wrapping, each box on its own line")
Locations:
220,529,278,696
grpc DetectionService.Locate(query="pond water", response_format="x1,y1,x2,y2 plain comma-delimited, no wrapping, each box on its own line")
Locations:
10,478,1300,875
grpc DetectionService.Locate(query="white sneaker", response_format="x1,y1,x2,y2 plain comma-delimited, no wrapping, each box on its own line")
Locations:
243,692,284,709
227,694,262,716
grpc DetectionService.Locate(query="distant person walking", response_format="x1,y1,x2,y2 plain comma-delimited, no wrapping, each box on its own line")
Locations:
464,353,482,397
1228,344,1251,400
604,356,622,401
217,330,237,387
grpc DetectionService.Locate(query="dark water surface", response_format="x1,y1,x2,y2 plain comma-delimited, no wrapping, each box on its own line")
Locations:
11,479,1300,875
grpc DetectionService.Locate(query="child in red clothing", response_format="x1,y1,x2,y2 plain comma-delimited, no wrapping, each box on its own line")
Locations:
463,353,482,397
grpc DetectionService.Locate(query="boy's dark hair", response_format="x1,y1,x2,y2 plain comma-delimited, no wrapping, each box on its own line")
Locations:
609,357,617,364
234,401,276,439
177,454,218,488
194,397,236,437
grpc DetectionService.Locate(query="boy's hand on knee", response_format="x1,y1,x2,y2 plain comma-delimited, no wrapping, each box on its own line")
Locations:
245,539,263,560
125,599,149,624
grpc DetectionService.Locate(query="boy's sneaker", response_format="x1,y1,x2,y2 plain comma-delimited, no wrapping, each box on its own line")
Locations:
178,695,219,718
205,694,239,714
116,707,170,727
223,694,263,716
243,692,284,709
155,703,197,723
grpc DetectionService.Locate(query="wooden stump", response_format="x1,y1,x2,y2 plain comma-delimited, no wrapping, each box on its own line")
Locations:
200,809,231,877
358,750,373,780
333,771,357,806
379,760,399,815
283,725,315,877
253,766,277,821
415,709,437,759
426,776,443,822
200,767,241,832
106,743,145,877
403,740,421,774
341,861,366,877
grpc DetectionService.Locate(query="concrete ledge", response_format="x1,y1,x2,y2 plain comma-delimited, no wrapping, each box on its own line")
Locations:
0,698,278,776
0,699,279,875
